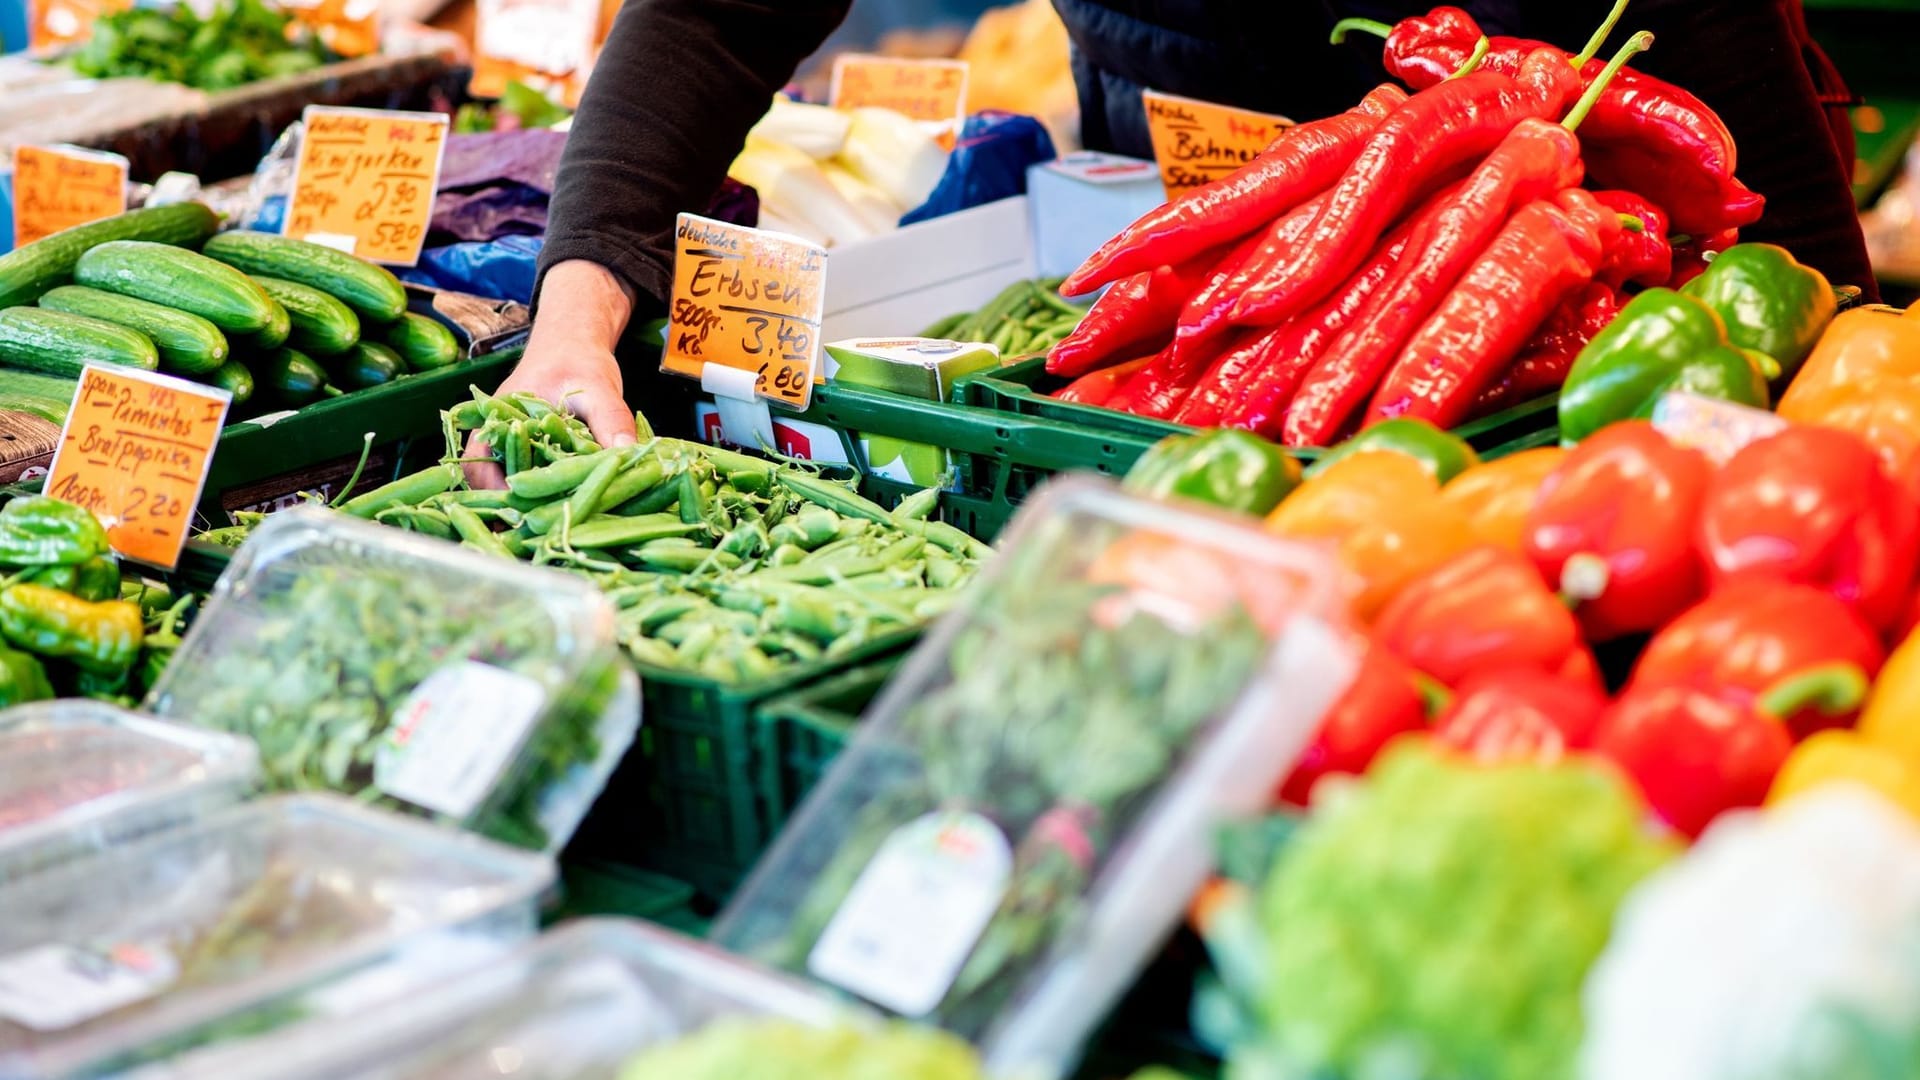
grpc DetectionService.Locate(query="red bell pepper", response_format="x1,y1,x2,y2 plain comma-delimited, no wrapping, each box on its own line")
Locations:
1062,84,1407,296
1696,426,1920,635
1277,643,1430,807
1594,686,1794,839
1629,581,1885,741
1523,420,1711,641
1372,544,1599,689
1433,666,1607,763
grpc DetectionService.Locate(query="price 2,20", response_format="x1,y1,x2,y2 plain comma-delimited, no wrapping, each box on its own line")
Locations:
121,486,183,528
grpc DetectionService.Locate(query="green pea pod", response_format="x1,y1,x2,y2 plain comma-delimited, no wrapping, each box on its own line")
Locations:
1558,288,1773,444
0,644,53,707
0,496,109,568
1680,243,1836,383
1306,418,1481,484
1122,429,1302,516
0,584,143,676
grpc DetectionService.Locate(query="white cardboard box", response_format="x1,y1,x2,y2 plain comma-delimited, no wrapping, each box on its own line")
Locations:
821,195,1036,344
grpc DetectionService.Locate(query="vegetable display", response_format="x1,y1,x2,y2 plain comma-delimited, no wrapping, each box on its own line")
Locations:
734,99,950,248
617,1020,985,1080
71,0,333,90
0,215,462,416
918,278,1089,358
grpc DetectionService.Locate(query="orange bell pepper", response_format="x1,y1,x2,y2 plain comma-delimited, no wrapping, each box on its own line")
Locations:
1266,452,1473,620
1779,304,1920,483
1437,447,1567,550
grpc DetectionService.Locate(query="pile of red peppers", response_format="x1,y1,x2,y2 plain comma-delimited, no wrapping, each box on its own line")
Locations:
1049,1,1763,449
1277,419,1920,843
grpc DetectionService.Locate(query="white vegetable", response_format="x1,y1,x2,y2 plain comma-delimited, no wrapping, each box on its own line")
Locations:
821,161,903,234
729,136,877,248
748,97,850,160
1581,788,1920,1080
835,107,949,213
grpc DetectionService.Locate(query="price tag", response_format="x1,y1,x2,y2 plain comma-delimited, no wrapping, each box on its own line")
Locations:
471,0,602,107
375,662,547,820
275,0,380,57
660,213,827,410
0,940,177,1031
11,146,128,249
286,106,449,267
1142,90,1292,199
830,55,969,150
28,0,130,50
1651,391,1788,465
42,366,230,571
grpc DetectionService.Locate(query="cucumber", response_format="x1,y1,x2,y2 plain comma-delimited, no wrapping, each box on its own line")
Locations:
203,231,407,323
0,308,159,377
245,297,291,350
380,312,460,371
251,276,360,356
38,285,228,375
0,203,219,309
255,347,339,407
328,340,404,390
75,241,276,335
203,360,254,405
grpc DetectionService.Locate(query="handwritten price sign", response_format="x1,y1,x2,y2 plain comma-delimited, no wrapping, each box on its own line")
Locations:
12,146,128,248
286,106,449,266
1142,90,1292,199
29,0,131,50
661,214,827,410
43,366,230,570
831,56,969,149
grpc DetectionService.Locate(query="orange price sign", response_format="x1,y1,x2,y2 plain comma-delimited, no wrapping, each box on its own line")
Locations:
471,0,602,107
29,0,130,50
830,55,969,149
43,366,231,570
286,106,449,266
660,213,828,410
11,145,128,249
1142,89,1293,199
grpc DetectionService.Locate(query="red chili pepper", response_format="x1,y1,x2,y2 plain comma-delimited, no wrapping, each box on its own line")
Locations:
1629,581,1885,741
1220,210,1422,439
1053,353,1155,407
1101,344,1180,416
1523,420,1711,641
1373,544,1601,689
1170,325,1290,427
1280,118,1584,447
1171,194,1329,367
1227,49,1584,328
1474,281,1620,415
1277,643,1430,807
1594,684,1793,839
1696,426,1920,634
1433,666,1608,763
1669,228,1739,289
1591,190,1673,289
1061,85,1408,297
1046,255,1218,378
1366,6,1766,236
1365,187,1619,429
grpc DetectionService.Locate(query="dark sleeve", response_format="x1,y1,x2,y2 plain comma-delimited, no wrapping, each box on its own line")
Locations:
1515,0,1874,297
537,0,855,309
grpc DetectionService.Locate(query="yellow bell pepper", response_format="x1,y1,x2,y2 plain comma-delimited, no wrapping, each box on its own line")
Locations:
1770,620,1920,818
1266,452,1473,621
1437,447,1567,551
1778,304,1920,480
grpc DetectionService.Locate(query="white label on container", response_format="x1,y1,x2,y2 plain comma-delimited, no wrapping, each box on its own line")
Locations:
1651,391,1787,465
375,661,547,819
305,232,359,256
0,940,178,1031
807,811,1011,1017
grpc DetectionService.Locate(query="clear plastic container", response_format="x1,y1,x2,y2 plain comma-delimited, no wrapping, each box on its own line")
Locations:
0,702,258,881
0,793,554,1079
147,506,641,854
713,475,1361,1079
147,918,853,1079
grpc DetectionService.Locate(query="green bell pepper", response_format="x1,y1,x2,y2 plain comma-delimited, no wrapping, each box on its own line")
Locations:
1305,418,1481,483
1123,429,1302,516
0,645,53,707
1680,244,1836,383
1558,289,1774,445
0,496,108,568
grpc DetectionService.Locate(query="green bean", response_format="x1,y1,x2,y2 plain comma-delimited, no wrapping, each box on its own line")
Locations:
890,487,939,522
374,505,455,540
769,543,808,567
432,489,515,510
566,514,705,549
769,506,841,549
502,422,532,476
919,311,968,339
1032,282,1090,319
762,633,822,662
675,469,708,526
626,636,680,668
627,594,703,634
446,503,512,558
988,318,1017,354
507,447,620,501
776,472,894,524
638,546,741,573
339,464,461,519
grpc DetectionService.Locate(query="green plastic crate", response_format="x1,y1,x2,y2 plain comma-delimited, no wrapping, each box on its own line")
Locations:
959,356,1562,466
753,655,904,837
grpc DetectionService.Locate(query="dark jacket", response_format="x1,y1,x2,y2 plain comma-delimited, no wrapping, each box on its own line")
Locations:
543,0,1873,310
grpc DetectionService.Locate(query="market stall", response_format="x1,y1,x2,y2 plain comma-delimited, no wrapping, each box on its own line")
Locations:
3,0,1920,1077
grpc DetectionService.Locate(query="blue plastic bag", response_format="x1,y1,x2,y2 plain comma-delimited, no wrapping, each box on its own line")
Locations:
400,235,544,305
902,110,1056,226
